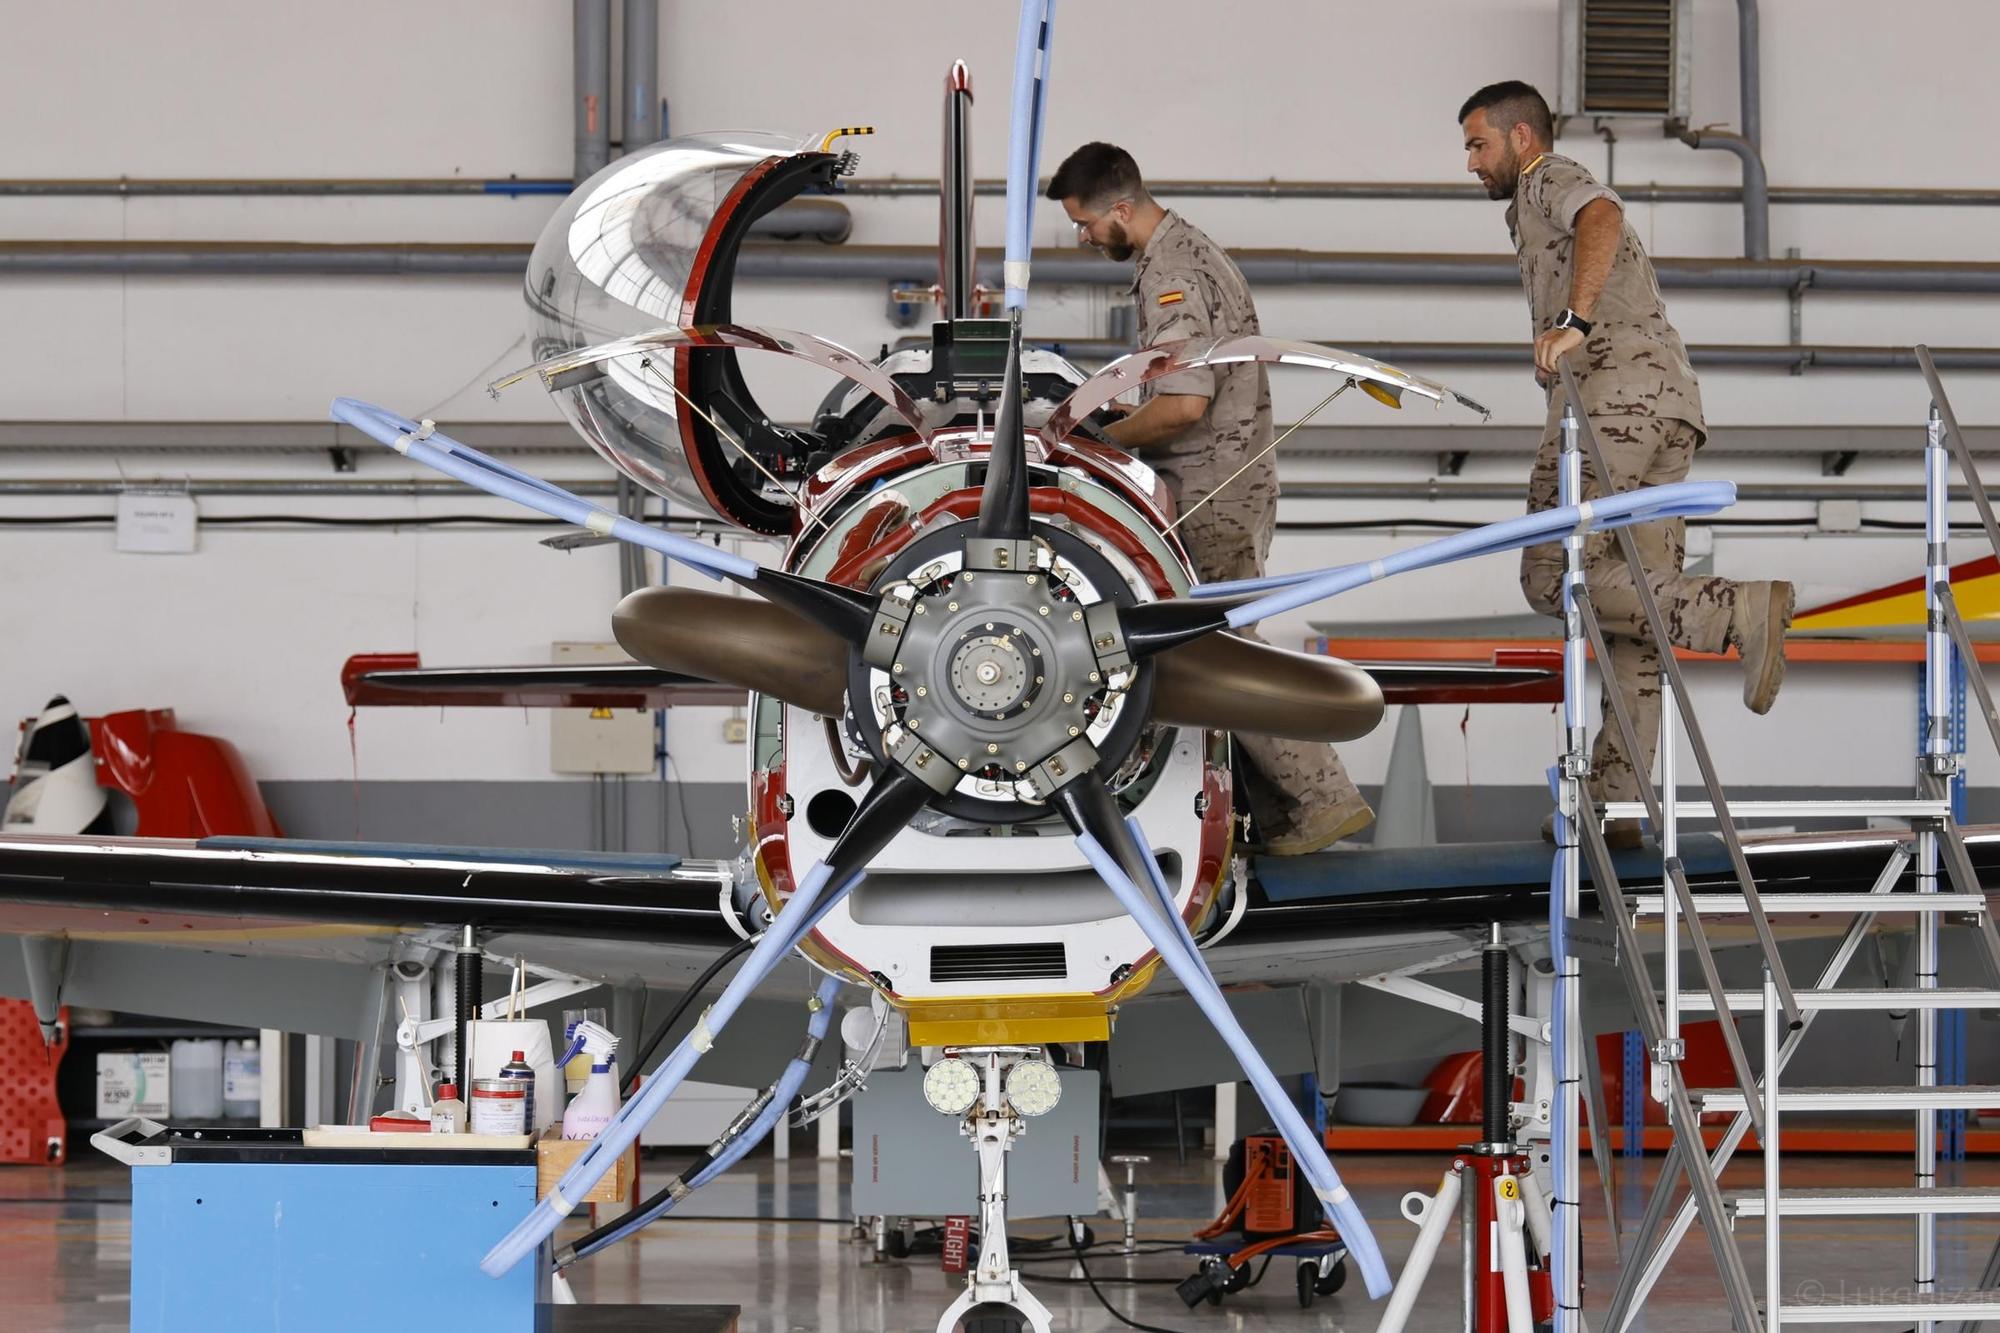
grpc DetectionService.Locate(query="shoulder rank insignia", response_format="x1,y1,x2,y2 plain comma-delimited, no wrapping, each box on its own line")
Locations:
1156,290,1185,306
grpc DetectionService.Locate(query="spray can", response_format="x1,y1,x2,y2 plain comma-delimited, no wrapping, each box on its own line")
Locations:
469,1079,527,1136
499,1049,537,1129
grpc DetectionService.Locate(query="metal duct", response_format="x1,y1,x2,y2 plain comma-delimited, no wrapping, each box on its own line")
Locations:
991,339,2000,372
621,0,660,150
11,242,2000,290
573,0,612,183
10,177,2000,208
0,478,1960,505
1677,125,1769,261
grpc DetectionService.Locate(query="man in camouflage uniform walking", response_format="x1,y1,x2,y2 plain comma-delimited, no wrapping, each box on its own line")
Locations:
1047,143,1372,854
1460,82,1795,846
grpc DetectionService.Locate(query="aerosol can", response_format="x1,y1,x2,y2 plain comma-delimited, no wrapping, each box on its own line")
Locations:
560,1021,622,1141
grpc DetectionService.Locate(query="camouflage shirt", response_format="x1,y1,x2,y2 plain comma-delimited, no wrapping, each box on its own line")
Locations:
1129,210,1274,503
1507,154,1704,434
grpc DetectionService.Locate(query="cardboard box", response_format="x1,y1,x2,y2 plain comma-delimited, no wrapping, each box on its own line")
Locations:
97,1052,170,1119
535,1126,636,1206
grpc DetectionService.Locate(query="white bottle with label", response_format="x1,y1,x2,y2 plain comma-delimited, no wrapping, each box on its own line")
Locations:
222,1039,260,1120
430,1084,468,1134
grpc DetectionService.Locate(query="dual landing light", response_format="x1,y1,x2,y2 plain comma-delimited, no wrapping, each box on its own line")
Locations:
923,1050,1063,1118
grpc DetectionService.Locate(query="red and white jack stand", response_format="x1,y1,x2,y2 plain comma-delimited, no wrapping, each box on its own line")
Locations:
1374,927,1558,1332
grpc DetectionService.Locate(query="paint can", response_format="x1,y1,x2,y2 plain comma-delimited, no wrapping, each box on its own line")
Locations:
469,1078,528,1136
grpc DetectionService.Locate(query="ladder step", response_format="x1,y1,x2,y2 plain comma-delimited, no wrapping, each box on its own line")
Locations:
1601,798,1953,822
1695,1085,2000,1112
1632,892,1986,916
1677,987,2000,1012
1778,1290,2000,1323
1729,1186,2000,1217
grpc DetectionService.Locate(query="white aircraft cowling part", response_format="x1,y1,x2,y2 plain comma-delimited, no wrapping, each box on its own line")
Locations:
4,696,110,836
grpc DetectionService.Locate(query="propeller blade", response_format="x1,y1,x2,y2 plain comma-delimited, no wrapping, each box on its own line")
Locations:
725,566,880,647
974,322,1032,541
613,587,848,716
1154,633,1383,742
819,764,933,891
1049,771,1157,895
1113,596,1242,659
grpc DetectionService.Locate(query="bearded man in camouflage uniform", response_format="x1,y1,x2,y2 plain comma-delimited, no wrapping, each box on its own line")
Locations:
1047,142,1372,855
1460,81,1794,848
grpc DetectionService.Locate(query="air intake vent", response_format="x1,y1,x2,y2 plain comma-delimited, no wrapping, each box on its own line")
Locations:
930,942,1068,984
1559,0,1690,124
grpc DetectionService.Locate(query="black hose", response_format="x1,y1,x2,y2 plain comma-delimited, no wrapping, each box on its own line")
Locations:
454,944,479,1092
1482,933,1510,1147
619,936,757,1099
1066,1219,1195,1333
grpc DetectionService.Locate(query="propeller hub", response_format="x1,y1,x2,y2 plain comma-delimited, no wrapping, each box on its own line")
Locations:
876,545,1128,795
949,629,1034,714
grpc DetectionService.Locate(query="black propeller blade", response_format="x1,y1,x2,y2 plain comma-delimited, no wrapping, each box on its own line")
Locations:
817,764,934,892
1049,772,1158,899
974,322,1031,541
1113,595,1247,660
724,567,881,648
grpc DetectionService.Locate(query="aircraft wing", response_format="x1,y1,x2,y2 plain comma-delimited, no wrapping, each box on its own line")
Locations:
2,826,1990,1094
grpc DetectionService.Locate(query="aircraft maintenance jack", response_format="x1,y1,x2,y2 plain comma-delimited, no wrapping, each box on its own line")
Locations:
1375,926,1557,1332
1177,1135,1349,1309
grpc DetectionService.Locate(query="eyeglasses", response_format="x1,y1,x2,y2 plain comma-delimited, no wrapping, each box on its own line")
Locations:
1071,201,1129,237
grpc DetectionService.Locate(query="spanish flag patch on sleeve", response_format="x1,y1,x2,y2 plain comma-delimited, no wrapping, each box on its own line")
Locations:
1156,290,1185,306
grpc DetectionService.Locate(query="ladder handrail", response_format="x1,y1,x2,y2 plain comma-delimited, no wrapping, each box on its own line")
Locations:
1604,844,1914,1333
1575,816,1767,1332
1917,344,2000,564
1576,595,1768,1136
1557,362,1803,1028
1937,585,2000,767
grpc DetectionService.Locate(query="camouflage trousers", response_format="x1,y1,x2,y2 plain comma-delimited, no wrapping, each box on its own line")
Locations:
1169,479,1374,851
1519,415,1736,804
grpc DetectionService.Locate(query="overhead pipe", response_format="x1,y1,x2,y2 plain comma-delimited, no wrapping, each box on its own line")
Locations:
1670,0,1768,260
981,338,2000,372
727,245,2000,294
1676,126,1769,261
621,0,660,150
573,0,612,183
11,177,2000,208
0,478,1965,505
11,241,2000,291
841,178,2000,208
1738,0,1763,154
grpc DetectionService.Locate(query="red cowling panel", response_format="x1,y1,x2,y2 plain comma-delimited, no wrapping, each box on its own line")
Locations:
0,1001,65,1165
89,709,280,840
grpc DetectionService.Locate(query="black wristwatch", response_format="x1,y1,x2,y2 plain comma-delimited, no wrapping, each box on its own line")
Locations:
1552,308,1593,335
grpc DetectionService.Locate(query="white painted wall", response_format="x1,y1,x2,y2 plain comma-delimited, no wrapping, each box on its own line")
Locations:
3,1,1997,799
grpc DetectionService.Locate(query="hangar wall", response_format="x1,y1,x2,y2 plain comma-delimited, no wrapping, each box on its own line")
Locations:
4,1,2000,849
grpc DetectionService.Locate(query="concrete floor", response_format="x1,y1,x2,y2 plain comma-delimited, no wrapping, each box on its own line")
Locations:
5,1148,1995,1331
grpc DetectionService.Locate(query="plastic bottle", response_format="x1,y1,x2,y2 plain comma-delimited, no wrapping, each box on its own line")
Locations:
562,1062,621,1140
169,1038,224,1121
430,1084,467,1134
499,1050,537,1130
222,1039,260,1120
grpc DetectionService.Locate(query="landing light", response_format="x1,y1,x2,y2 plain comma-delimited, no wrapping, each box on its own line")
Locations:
1005,1058,1062,1117
923,1056,981,1116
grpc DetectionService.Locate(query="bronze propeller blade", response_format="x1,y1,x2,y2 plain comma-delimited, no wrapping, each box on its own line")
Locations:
1153,632,1382,742
614,585,1382,744
612,586,848,716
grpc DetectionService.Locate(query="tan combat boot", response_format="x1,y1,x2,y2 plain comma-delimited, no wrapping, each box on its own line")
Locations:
1732,580,1796,715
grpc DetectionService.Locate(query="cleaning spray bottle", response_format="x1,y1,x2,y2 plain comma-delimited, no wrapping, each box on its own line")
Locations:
560,1020,622,1141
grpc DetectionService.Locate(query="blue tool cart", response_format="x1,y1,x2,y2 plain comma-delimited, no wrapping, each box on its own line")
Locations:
95,1119,550,1333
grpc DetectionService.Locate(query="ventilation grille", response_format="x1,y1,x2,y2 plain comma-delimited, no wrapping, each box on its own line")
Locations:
930,942,1068,984
1580,0,1675,116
